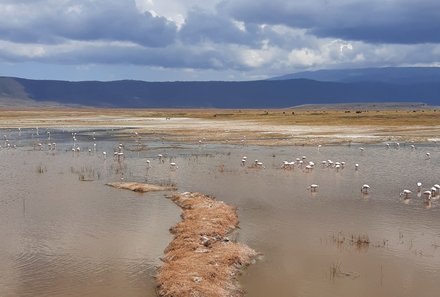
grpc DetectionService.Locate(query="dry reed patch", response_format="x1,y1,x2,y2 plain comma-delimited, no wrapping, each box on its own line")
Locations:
156,192,258,297
106,182,176,192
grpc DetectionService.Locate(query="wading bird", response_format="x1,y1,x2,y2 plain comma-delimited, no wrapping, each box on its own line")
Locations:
400,189,412,199
361,184,370,194
308,184,319,192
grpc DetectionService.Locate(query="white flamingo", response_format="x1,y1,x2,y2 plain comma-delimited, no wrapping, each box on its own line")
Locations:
400,189,412,199
417,182,422,192
434,184,440,196
361,184,370,194
308,184,319,192
423,190,432,200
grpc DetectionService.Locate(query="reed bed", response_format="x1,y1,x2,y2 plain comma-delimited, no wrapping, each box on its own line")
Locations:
156,192,258,297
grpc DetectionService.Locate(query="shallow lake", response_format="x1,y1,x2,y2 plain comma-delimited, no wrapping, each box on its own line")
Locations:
1,128,440,297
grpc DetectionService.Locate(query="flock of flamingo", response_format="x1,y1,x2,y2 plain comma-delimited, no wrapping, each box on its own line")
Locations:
1,127,439,203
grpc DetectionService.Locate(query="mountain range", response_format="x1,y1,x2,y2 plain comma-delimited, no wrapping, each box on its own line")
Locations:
1,67,439,108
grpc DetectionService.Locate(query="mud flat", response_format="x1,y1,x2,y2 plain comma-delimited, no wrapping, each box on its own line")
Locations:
106,182,177,192
156,192,258,297
2,108,440,145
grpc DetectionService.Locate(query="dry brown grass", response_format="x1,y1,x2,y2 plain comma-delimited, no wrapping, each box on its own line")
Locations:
106,182,176,192
156,192,258,297
1,108,440,127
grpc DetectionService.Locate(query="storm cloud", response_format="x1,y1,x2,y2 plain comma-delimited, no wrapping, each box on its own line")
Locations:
0,0,439,80
0,0,177,46
218,0,440,44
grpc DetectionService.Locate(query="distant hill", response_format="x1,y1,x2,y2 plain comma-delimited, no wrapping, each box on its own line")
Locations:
270,67,440,84
0,75,439,108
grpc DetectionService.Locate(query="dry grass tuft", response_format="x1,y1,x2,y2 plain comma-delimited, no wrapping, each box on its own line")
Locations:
156,192,258,297
106,182,176,192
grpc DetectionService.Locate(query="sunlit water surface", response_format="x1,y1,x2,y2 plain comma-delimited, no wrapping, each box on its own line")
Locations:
1,128,440,297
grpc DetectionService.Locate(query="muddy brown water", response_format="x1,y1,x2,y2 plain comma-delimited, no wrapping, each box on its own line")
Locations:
1,128,440,297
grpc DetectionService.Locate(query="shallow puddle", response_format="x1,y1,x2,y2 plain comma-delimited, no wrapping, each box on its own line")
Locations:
1,128,440,297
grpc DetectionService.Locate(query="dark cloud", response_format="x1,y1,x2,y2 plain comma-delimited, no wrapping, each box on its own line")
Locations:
0,0,439,78
218,0,440,44
0,0,177,47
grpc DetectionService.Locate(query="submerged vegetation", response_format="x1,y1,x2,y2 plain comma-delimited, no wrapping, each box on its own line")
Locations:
36,163,47,174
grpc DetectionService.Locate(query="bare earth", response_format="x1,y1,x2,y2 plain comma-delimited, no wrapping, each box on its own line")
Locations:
1,108,440,145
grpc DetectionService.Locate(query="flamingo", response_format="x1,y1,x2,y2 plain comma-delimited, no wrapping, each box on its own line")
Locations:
361,184,370,194
417,182,422,192
355,163,359,170
117,152,124,161
434,184,440,196
430,187,438,198
308,184,319,192
254,160,265,168
400,189,412,199
423,190,432,200
170,162,178,169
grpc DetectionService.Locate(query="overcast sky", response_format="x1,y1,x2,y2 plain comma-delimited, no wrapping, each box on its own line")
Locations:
0,0,439,81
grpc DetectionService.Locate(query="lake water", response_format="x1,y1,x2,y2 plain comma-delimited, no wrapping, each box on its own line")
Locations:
1,128,439,297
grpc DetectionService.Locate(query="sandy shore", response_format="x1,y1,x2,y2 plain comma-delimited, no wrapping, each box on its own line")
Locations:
1,108,440,145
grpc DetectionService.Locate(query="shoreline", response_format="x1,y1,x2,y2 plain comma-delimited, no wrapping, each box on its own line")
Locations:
1,108,440,146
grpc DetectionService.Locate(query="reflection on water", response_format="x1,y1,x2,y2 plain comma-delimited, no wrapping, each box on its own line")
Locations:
1,127,440,297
